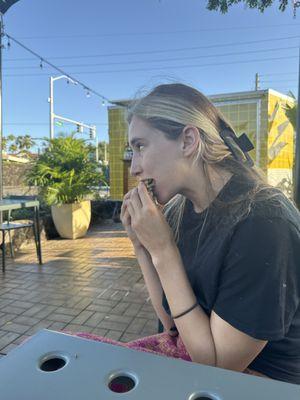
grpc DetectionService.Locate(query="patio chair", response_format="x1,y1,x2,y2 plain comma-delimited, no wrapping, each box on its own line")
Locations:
0,195,42,273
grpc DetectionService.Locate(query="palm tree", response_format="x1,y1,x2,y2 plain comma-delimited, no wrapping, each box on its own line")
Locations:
2,134,15,152
15,135,35,155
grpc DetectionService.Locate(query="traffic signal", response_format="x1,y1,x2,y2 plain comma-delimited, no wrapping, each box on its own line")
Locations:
89,127,96,139
76,124,83,133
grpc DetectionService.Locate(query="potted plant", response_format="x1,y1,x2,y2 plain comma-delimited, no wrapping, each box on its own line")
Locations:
26,134,103,239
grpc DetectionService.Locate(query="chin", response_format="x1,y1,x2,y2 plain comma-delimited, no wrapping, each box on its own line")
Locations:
154,184,178,205
155,192,173,206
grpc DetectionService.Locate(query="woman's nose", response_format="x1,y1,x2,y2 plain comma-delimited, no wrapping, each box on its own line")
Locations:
130,157,142,177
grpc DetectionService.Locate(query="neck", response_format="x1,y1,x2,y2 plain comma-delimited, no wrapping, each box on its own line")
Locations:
180,164,233,214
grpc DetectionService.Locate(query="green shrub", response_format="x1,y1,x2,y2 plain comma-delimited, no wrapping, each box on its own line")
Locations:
26,134,105,205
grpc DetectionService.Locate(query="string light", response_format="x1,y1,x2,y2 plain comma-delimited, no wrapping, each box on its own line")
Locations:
3,31,116,106
294,0,300,18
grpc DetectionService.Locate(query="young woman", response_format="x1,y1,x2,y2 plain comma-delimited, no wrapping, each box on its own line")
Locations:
75,83,300,385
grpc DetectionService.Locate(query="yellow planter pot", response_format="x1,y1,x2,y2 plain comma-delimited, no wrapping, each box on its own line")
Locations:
51,200,91,239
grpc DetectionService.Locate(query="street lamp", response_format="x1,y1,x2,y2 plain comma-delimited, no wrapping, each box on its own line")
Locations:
49,75,77,139
49,75,99,162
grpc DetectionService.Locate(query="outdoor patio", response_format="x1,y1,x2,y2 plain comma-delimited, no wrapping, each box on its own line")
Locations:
0,220,158,357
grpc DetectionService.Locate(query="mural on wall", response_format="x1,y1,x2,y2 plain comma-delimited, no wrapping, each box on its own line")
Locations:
267,98,294,169
267,94,295,197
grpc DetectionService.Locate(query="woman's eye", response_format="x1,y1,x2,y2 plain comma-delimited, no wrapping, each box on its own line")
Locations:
137,144,145,151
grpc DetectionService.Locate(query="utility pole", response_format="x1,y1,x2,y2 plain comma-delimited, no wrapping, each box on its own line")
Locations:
49,75,77,140
49,77,54,139
49,75,97,161
95,135,99,163
255,73,260,91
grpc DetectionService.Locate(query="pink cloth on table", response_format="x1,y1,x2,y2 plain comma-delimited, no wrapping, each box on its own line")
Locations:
64,331,269,381
66,331,192,362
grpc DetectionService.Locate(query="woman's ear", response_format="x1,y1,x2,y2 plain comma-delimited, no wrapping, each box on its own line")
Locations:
181,125,200,157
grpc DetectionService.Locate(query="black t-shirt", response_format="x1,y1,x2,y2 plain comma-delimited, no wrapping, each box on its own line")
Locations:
162,173,300,384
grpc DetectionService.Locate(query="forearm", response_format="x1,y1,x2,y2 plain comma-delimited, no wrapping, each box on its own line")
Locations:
134,245,175,331
152,246,216,366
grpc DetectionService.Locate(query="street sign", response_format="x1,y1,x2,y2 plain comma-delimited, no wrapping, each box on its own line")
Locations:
55,121,63,127
0,0,20,14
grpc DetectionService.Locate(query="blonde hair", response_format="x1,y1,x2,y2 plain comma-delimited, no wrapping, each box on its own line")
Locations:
127,83,284,243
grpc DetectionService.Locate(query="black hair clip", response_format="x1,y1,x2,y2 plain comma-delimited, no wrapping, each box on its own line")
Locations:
219,129,254,168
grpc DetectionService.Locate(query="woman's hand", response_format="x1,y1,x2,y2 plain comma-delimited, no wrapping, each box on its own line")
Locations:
121,189,144,251
125,182,176,259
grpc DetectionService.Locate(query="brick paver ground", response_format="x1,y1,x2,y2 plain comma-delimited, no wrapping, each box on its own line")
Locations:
0,220,158,357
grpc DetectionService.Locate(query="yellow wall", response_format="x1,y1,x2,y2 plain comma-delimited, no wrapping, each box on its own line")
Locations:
108,107,128,200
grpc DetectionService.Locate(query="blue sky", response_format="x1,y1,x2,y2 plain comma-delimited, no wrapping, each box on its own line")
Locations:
2,0,299,147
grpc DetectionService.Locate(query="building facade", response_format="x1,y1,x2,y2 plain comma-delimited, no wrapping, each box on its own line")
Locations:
108,89,296,201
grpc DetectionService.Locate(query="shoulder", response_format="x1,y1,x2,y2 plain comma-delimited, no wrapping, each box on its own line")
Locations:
231,201,300,249
224,194,300,274
246,187,300,233
250,187,300,223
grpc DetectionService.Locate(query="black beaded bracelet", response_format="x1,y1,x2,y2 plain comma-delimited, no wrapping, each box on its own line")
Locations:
172,302,199,320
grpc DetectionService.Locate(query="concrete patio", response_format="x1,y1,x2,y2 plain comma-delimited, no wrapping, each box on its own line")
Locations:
0,220,158,357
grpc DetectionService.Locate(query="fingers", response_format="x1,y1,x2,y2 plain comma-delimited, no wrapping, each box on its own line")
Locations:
123,188,136,201
123,191,133,201
121,206,130,224
137,181,153,206
121,195,134,220
121,201,134,228
126,201,135,217
122,188,143,218
120,200,127,220
130,187,142,214
121,189,134,219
